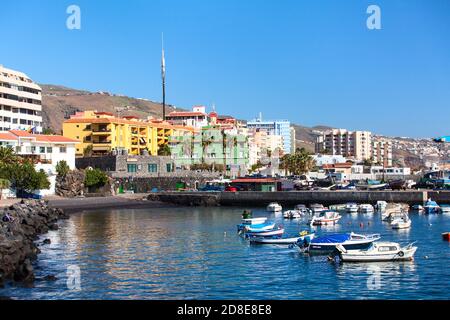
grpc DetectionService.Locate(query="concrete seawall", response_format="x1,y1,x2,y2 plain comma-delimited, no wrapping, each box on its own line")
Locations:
150,190,450,207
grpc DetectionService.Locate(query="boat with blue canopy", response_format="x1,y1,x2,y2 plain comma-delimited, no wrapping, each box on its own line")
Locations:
424,199,441,214
296,232,381,255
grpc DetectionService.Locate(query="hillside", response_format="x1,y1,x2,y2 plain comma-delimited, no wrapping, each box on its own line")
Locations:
39,84,437,169
40,84,179,134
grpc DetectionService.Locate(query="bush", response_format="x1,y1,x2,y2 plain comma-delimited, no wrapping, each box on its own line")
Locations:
0,179,10,189
85,168,108,188
56,160,70,177
0,161,50,193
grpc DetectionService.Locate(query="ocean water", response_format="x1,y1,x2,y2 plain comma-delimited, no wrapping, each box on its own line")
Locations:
2,206,449,300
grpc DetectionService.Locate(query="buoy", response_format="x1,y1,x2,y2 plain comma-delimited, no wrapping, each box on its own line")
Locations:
424,256,429,259
360,222,364,228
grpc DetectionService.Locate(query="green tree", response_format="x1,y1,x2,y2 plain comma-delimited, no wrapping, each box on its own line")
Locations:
0,160,50,194
56,160,70,177
158,144,172,156
0,146,18,165
85,168,108,188
42,127,55,135
84,145,93,157
0,178,10,189
280,148,315,175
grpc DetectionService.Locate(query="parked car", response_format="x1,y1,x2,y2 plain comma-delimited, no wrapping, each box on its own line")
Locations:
225,186,237,192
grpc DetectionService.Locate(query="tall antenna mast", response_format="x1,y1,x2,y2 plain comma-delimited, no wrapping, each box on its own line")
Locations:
161,32,166,121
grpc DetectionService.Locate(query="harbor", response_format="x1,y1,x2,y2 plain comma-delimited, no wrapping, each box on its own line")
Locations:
1,202,449,300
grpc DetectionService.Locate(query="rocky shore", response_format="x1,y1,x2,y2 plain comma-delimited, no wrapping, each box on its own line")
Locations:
0,200,69,287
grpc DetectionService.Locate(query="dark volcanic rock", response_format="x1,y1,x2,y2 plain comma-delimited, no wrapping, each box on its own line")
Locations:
0,200,67,285
43,239,51,245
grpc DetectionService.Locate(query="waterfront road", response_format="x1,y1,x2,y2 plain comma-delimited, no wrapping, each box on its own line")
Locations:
46,194,165,213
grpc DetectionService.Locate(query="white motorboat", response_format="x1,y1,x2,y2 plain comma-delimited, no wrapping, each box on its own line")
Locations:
345,203,359,213
391,213,411,229
375,201,388,212
383,211,406,223
411,205,424,213
335,241,418,262
249,231,315,245
309,203,326,215
267,202,282,212
440,205,450,214
359,204,374,213
309,211,341,226
299,232,381,254
244,226,285,238
283,210,302,219
241,217,268,225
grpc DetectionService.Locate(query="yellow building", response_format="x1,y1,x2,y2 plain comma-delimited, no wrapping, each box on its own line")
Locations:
63,111,194,157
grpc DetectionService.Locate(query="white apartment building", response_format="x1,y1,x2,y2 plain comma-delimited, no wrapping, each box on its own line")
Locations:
317,129,372,161
0,65,43,133
372,139,393,167
0,130,78,195
248,129,284,166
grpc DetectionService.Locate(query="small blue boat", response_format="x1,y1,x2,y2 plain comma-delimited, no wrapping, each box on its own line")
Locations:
297,232,381,255
237,220,274,232
424,199,441,214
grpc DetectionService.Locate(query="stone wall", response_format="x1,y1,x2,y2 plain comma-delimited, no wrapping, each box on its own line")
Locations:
149,190,437,207
0,200,68,286
114,175,216,193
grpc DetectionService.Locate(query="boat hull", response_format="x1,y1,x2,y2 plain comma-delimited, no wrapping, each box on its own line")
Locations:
250,233,315,244
245,228,284,238
339,248,417,262
308,242,374,254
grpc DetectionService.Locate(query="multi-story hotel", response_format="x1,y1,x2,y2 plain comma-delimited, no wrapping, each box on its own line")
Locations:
63,111,194,157
248,128,284,166
0,65,43,133
372,139,393,167
165,106,209,129
246,114,294,155
316,129,372,161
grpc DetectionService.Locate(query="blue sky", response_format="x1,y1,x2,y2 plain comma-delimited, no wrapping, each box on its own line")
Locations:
1,0,449,138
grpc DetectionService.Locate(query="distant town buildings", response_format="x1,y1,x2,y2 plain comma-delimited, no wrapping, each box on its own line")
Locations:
247,114,294,155
0,65,43,133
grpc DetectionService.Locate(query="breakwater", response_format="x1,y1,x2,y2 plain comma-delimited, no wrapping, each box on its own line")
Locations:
0,200,68,286
149,190,450,207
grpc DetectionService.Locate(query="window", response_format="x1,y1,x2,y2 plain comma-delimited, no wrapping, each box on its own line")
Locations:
47,147,53,153
39,146,45,153
148,164,158,173
60,147,67,153
127,164,137,173
166,163,173,172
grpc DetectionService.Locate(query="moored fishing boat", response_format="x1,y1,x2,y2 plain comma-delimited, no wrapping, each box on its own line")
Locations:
243,225,285,238
375,201,388,212
329,204,346,211
391,213,412,229
359,204,374,213
412,204,424,213
440,205,450,214
283,210,302,219
345,203,359,213
309,211,341,226
297,232,381,255
237,219,273,232
442,232,450,241
335,241,417,262
267,202,282,212
309,203,326,215
424,199,441,214
249,231,315,244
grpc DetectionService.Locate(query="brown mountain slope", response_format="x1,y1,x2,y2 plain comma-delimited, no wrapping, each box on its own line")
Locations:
40,84,179,134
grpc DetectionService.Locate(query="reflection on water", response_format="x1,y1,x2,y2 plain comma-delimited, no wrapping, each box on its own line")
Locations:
2,207,450,300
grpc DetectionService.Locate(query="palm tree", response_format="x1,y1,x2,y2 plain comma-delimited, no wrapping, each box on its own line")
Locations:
280,148,315,176
0,147,18,165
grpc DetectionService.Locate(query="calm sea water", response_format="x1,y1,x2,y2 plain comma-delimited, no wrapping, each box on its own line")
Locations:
2,206,450,300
